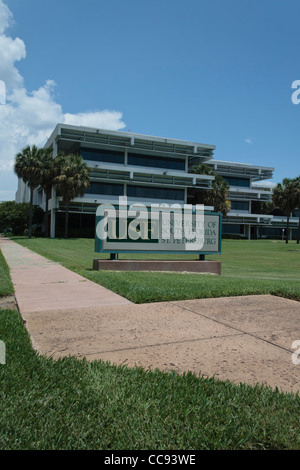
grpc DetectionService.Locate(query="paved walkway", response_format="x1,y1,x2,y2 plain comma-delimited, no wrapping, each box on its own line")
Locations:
1,237,300,394
0,237,131,313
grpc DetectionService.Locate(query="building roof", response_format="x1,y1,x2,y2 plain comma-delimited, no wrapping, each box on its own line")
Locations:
45,124,216,161
207,159,274,181
45,124,274,182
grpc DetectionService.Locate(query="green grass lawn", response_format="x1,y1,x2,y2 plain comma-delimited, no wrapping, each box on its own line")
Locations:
0,250,14,298
1,299,300,449
11,237,300,303
1,238,300,449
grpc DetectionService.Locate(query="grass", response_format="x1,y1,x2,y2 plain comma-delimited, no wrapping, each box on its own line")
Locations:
12,237,300,303
1,307,300,450
1,239,300,449
0,249,14,298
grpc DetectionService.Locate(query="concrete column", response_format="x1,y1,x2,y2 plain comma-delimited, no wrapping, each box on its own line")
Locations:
50,209,56,239
247,224,251,240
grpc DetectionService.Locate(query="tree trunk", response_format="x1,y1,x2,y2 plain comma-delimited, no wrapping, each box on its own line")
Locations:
64,202,70,239
28,188,33,238
44,194,49,238
286,215,290,244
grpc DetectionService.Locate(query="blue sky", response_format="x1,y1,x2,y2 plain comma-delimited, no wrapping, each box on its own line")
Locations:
0,0,300,200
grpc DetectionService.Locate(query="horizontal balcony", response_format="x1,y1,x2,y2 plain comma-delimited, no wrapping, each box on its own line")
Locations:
205,160,274,181
223,213,299,227
51,124,215,159
88,165,213,190
229,187,272,202
223,213,273,225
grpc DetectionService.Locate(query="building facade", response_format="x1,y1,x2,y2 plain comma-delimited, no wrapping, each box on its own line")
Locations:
205,160,299,239
15,123,299,239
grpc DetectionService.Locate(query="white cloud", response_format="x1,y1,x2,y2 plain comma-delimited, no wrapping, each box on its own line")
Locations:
245,138,253,144
0,1,126,199
64,110,126,131
0,0,12,34
0,34,26,89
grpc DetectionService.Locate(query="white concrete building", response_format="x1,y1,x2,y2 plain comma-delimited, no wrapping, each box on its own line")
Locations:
15,124,299,239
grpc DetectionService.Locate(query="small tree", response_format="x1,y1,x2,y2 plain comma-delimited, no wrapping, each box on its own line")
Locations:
272,178,298,244
14,145,43,238
189,164,231,216
53,154,90,239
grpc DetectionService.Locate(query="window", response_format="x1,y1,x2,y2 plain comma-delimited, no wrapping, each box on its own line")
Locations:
223,176,250,187
81,148,124,164
231,201,249,211
128,153,185,171
293,209,300,218
222,224,243,234
85,182,124,196
127,185,184,201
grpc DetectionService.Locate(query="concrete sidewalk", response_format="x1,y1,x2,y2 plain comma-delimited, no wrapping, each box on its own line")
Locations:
0,237,131,313
1,237,300,394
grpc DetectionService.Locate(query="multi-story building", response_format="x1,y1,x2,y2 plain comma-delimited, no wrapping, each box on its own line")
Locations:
15,123,299,239
204,160,299,240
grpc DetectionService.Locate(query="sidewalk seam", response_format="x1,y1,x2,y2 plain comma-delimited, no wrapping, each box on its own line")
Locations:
171,302,294,356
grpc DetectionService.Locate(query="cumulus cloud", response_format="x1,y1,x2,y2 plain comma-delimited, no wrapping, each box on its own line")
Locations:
0,34,26,89
64,111,126,130
0,0,12,34
0,0,126,199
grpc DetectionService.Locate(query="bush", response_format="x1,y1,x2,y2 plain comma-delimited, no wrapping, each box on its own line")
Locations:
0,201,44,235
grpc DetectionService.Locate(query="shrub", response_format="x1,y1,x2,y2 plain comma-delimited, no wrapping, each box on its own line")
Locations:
0,201,44,235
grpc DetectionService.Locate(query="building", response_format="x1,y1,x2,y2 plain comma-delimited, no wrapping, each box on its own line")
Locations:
16,123,299,239
204,160,299,239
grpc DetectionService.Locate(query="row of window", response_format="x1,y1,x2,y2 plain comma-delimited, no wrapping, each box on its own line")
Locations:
222,224,244,235
81,148,185,171
86,183,254,206
81,149,124,165
223,176,250,187
85,182,185,201
128,153,185,170
230,201,249,211
80,150,255,187
127,185,184,200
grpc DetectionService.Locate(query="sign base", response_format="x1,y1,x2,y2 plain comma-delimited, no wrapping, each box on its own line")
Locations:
93,259,221,275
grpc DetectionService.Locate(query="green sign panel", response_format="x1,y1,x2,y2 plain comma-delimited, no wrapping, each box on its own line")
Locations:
95,203,222,255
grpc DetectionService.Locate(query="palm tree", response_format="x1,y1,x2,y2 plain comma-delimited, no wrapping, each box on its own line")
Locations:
53,153,90,239
14,145,43,238
294,176,300,244
39,147,56,237
189,164,231,216
272,178,298,244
